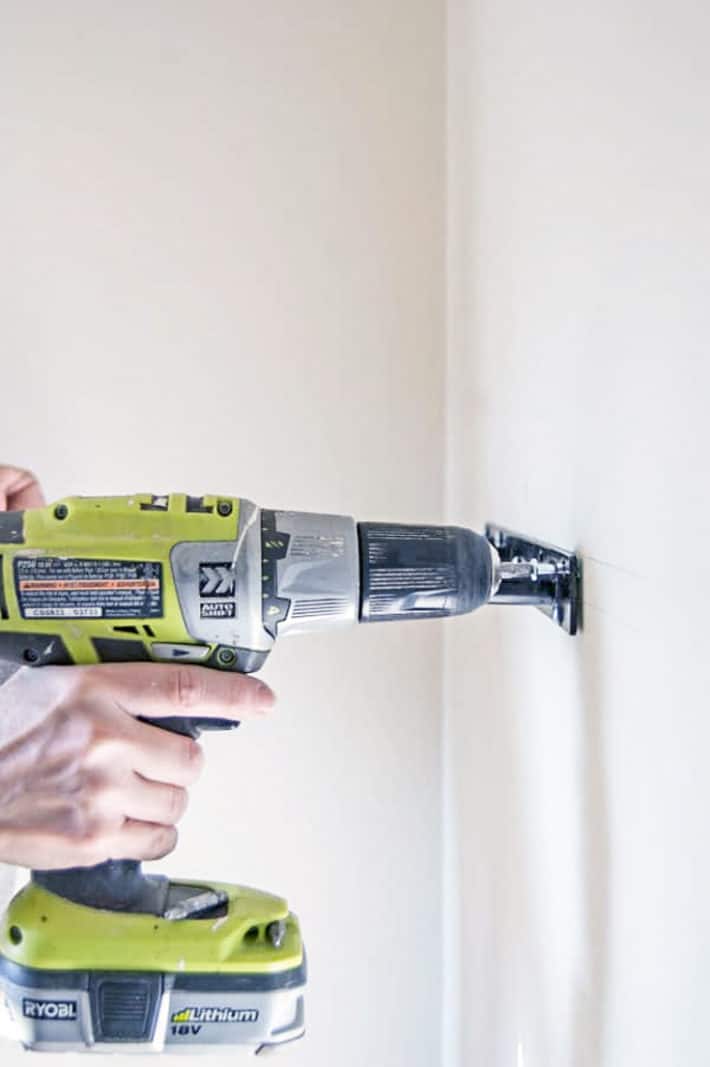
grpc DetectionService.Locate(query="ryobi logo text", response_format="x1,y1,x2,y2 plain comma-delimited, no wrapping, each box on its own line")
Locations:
23,999,77,1021
171,1006,259,1024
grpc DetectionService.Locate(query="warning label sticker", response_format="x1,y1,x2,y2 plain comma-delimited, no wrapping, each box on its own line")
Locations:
14,558,163,620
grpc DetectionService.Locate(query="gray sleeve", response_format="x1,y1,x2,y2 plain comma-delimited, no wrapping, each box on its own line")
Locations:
0,662,20,687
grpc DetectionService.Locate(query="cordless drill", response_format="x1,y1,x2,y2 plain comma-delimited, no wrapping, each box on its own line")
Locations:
0,493,580,1054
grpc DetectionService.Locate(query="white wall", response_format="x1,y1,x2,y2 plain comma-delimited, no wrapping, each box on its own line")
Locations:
446,2,710,1065
8,5,702,1064
0,5,445,1066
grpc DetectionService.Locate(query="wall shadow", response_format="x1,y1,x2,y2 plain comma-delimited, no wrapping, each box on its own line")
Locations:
571,568,610,1067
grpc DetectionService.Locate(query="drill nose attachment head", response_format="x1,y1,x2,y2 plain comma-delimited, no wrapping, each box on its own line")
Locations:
355,520,580,634
485,524,581,635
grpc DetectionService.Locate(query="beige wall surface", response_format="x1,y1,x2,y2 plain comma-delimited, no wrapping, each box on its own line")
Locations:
0,4,445,1066
446,2,710,1066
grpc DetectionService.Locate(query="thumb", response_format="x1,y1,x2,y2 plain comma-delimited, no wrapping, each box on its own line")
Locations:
0,466,45,511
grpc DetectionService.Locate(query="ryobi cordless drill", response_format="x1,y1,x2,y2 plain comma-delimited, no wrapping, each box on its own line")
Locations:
0,493,580,1054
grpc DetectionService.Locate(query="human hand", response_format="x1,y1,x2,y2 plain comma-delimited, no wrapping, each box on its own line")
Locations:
0,465,45,511
0,662,274,869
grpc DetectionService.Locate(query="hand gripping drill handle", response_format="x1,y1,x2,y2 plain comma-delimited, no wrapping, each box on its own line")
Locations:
29,519,497,914
32,716,237,916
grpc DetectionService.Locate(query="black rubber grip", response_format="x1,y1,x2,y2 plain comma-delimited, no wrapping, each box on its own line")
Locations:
139,716,239,740
33,859,167,915
358,522,493,622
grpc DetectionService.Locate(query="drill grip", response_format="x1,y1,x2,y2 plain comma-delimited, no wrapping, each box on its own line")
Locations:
139,715,240,739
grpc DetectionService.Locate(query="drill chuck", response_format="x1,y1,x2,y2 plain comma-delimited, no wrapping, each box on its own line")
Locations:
358,522,495,623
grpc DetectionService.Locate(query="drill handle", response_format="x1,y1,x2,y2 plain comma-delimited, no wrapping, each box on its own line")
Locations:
140,716,240,739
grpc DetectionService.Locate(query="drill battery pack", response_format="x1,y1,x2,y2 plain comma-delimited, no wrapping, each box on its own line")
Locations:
0,879,306,1054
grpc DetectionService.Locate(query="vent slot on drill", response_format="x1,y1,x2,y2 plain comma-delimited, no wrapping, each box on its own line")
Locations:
140,496,169,512
90,974,162,1042
291,597,350,619
0,557,8,620
186,496,213,514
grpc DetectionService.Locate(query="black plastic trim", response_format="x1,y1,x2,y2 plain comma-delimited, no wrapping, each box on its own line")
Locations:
0,954,307,993
0,632,73,667
0,956,90,990
186,496,213,514
205,646,270,675
32,863,168,916
0,512,24,544
92,638,151,662
171,957,307,991
0,556,8,620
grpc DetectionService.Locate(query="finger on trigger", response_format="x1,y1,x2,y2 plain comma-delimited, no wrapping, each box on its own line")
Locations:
83,662,276,721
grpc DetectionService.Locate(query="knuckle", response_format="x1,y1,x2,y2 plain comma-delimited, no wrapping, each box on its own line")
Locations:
165,736,203,783
150,825,177,859
181,739,204,781
84,735,122,768
172,668,204,710
79,772,110,810
74,816,122,863
167,785,188,822
67,772,120,824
